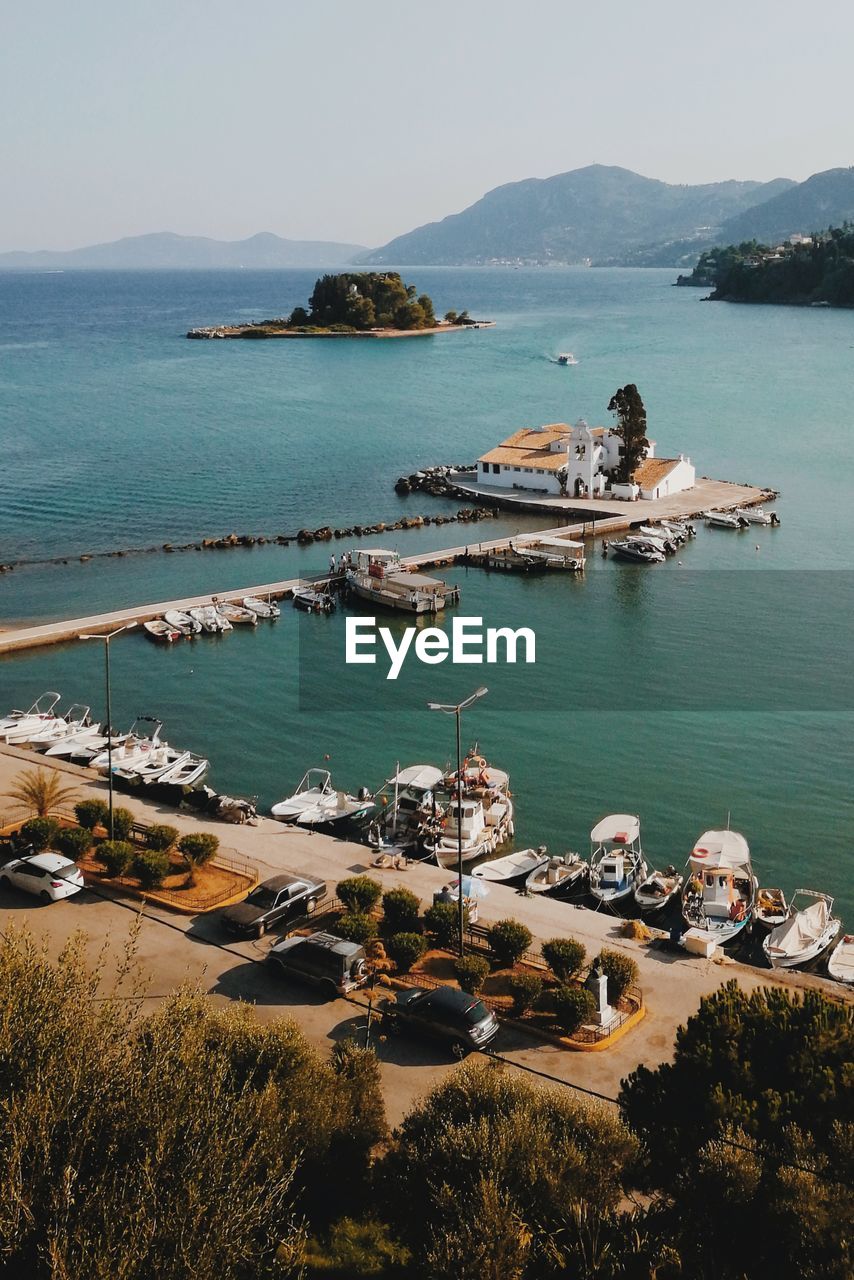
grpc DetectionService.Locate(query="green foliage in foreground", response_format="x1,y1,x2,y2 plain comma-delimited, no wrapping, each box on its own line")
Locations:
453,953,489,993
14,816,59,852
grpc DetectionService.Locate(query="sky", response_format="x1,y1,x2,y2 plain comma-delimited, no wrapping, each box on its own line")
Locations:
1,0,852,253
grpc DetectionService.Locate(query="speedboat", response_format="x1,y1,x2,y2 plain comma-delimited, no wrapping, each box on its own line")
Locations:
557,352,578,366
473,846,549,886
0,691,62,742
635,526,677,553
90,719,163,772
609,539,665,564
243,595,281,619
43,721,104,757
589,814,648,905
634,867,684,913
295,787,374,831
216,602,257,626
661,519,696,540
292,586,336,613
6,700,87,747
164,610,202,636
188,605,231,633
735,507,778,526
525,851,588,896
271,769,336,822
155,752,209,788
763,890,841,970
704,510,749,529
754,887,788,929
827,935,854,984
116,744,191,785
28,705,97,750
681,828,757,944
144,620,182,643
68,726,133,763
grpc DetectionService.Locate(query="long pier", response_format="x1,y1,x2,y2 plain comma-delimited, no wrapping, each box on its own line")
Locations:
0,478,774,656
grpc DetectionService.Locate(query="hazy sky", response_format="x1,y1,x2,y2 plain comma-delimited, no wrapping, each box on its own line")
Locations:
2,0,852,252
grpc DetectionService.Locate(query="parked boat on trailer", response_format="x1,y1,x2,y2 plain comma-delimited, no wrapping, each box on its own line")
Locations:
634,866,684,913
762,890,841,970
473,846,549,886
525,851,588,896
589,814,648,906
681,829,757,945
827,934,854,984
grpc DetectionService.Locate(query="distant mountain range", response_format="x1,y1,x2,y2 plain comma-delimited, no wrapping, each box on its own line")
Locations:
361,165,854,268
0,231,367,271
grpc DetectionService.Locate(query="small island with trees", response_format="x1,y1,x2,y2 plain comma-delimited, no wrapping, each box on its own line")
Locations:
676,226,854,307
187,271,492,339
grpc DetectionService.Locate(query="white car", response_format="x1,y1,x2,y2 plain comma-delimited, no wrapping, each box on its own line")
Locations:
0,852,85,902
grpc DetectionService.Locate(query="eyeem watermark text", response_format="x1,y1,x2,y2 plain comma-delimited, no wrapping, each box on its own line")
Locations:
346,616,536,680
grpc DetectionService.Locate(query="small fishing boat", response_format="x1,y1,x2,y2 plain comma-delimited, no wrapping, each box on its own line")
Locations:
116,744,192,785
557,352,578,366
634,866,684,913
0,691,62,742
525,851,588,896
754,887,788,929
243,596,281,619
28,705,96,750
427,797,504,869
368,764,445,853
271,769,336,822
763,890,841,970
517,536,586,571
472,846,549,885
188,605,230,633
735,507,779,526
827,935,854,984
156,752,209,788
704,510,749,529
466,545,546,573
216,602,257,626
589,814,648,905
681,829,757,944
609,539,665,564
164,610,202,635
292,586,336,613
144,620,182,644
346,549,458,614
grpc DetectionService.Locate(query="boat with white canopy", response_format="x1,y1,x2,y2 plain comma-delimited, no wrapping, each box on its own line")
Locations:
368,764,444,853
525,850,588,895
346,549,458,614
589,814,648,905
762,890,841,970
681,828,757,943
517,536,586,571
472,847,549,885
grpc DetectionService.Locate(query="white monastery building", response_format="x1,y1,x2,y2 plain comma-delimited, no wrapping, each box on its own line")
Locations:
477,420,695,502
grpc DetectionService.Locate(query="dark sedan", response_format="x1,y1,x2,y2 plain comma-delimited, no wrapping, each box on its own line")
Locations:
381,986,499,1058
217,872,326,938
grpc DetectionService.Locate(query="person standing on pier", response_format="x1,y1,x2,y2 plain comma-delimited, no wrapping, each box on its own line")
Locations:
329,553,337,575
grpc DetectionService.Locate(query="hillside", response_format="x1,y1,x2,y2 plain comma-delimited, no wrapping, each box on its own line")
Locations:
717,167,854,246
0,231,367,271
361,165,794,266
687,228,854,307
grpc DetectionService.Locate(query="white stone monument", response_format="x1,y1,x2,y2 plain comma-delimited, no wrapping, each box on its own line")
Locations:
585,961,613,1027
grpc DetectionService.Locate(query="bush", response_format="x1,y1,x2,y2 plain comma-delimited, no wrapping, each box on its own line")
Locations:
385,932,426,974
551,986,596,1035
542,937,586,982
74,798,109,831
508,972,544,1016
596,949,639,1002
382,886,421,933
337,875,382,914
336,912,378,945
488,919,532,968
132,850,170,890
98,840,134,878
424,901,467,949
15,816,60,852
146,823,179,852
177,831,220,865
111,807,135,841
55,827,92,861
454,954,490,994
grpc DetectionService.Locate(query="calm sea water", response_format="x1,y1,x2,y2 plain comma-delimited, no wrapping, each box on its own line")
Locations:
1,268,852,920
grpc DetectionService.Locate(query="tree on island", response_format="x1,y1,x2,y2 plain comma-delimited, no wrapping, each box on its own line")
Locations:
293,272,439,331
608,383,649,482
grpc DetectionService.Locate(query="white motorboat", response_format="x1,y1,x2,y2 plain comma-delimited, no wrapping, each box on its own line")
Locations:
116,744,191,785
90,720,163,772
763,890,841,970
271,769,336,822
188,605,231,633
243,595,281,619
754,887,788,929
28,705,97,750
635,526,677,553
216,602,257,626
704,510,749,529
144,620,182,644
346,549,458,614
589,814,648,905
556,352,578,365
609,539,665,564
69,727,132,763
681,828,757,944
164,610,202,635
0,691,62,742
295,787,374,831
634,867,684,913
473,846,549,885
427,797,501,869
517,536,586,571
661,519,696,540
735,507,779,526
156,752,209,788
524,851,588,896
43,722,104,757
292,586,336,613
827,934,854,984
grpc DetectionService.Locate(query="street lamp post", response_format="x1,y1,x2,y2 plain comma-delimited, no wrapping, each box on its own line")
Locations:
428,686,488,956
80,623,137,839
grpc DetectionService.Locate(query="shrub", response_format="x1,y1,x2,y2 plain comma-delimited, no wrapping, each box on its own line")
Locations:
336,912,378,945
488,919,532,968
98,839,134,878
551,986,596,1035
542,937,586,982
508,972,544,1016
111,807,135,841
337,875,382,914
146,823,179,852
424,901,467,949
55,826,92,861
381,886,421,933
15,816,60,852
178,831,219,863
74,798,109,831
132,850,170,890
596,949,639,1002
385,932,426,974
454,954,490,994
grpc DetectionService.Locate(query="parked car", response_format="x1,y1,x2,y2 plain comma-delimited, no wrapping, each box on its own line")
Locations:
218,872,326,938
0,852,85,903
381,986,499,1058
267,931,369,997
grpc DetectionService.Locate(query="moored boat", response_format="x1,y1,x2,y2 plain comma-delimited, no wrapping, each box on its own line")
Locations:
589,814,648,905
525,851,588,896
634,866,684,913
243,595,281,619
516,536,586,571
754,887,788,929
188,605,231,633
216,602,257,626
28,705,96,750
827,934,854,984
681,828,757,944
465,546,547,573
704,510,749,529
144,620,181,644
735,507,779,526
427,796,497,869
609,539,665,564
156,752,209,788
472,846,549,885
292,585,336,613
762,890,841,970
164,610,202,635
346,549,458,614
0,691,62,742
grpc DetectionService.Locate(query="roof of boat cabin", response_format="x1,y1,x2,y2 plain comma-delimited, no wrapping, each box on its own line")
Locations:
387,571,448,590
590,813,640,844
526,535,585,550
690,829,750,867
388,764,443,790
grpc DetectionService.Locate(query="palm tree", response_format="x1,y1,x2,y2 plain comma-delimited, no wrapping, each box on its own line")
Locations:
3,766,80,818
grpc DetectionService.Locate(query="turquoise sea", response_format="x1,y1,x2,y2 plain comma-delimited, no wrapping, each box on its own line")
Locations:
1,268,852,921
